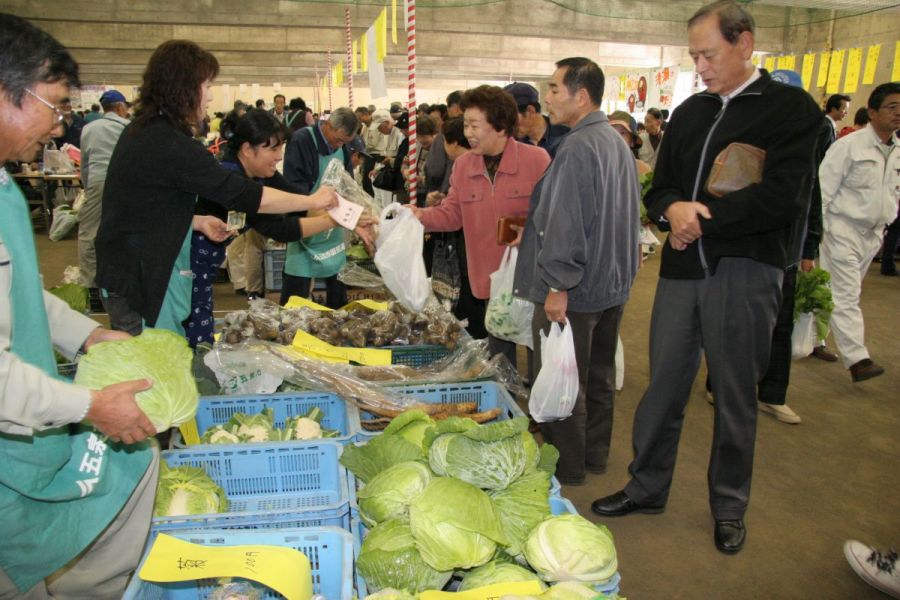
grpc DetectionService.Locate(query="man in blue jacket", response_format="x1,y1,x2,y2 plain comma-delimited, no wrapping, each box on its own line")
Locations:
591,0,821,554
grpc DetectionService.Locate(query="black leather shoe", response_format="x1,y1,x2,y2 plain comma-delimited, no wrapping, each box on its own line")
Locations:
591,490,665,517
714,519,746,554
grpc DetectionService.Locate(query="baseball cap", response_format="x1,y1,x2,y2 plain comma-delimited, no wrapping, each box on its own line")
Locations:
394,111,409,130
389,101,404,116
99,89,126,104
371,109,393,126
770,69,803,88
608,110,643,148
504,82,540,108
347,135,371,158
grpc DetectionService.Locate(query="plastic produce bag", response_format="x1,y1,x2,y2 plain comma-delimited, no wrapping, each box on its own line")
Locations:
374,203,430,312
49,205,78,241
320,158,380,214
485,247,534,349
791,312,816,360
615,335,624,391
529,320,578,423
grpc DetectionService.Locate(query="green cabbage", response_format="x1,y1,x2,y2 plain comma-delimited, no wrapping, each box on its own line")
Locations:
363,590,417,600
409,477,508,571
340,432,424,483
541,581,608,599
458,560,546,592
49,283,89,314
383,410,435,448
524,514,617,584
358,461,432,527
74,328,198,431
154,461,228,517
489,470,552,557
425,417,529,490
357,519,452,594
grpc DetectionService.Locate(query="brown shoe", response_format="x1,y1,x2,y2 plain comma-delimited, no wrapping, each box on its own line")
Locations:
850,359,884,383
810,345,838,362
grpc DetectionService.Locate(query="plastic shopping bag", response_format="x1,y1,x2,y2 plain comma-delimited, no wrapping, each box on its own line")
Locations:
791,312,816,359
529,319,579,423
49,205,78,241
485,247,534,349
615,335,624,391
374,203,431,311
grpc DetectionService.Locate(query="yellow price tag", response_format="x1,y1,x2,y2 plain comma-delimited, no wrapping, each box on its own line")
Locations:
291,330,392,366
179,420,201,446
342,299,390,312
419,581,545,600
284,296,332,312
138,534,312,600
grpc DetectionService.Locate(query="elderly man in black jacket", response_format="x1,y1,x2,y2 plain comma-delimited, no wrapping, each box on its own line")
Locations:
591,0,821,555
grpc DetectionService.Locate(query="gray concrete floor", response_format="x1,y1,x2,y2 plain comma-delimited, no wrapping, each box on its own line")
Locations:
36,231,898,599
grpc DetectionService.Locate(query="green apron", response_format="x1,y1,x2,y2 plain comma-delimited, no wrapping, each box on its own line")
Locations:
284,127,347,278
0,168,151,592
150,224,194,335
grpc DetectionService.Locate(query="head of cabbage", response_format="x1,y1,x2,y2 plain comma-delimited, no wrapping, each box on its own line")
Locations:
357,461,432,527
357,519,452,594
524,514,617,584
153,462,228,517
458,560,546,592
409,476,508,571
383,410,435,448
74,328,198,432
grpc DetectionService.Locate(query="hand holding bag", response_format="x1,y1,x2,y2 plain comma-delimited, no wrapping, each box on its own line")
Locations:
529,319,579,423
374,203,431,311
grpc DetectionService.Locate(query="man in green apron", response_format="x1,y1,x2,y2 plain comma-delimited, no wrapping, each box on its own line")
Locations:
0,15,159,597
282,107,359,307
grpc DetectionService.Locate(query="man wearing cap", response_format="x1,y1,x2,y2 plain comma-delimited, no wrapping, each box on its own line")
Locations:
347,135,372,187
504,82,570,158
78,89,130,289
608,110,651,175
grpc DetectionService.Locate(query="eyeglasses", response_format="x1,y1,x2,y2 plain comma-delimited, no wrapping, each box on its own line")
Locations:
880,102,900,113
24,88,64,123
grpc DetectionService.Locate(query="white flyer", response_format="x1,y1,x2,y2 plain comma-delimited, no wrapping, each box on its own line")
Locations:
328,194,364,230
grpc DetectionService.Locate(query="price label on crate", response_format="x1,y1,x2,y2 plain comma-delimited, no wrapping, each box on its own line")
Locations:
284,296,333,312
138,533,313,600
291,329,392,366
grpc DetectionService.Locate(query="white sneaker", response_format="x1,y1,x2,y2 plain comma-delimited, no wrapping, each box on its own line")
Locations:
844,540,900,598
758,402,801,424
705,391,714,405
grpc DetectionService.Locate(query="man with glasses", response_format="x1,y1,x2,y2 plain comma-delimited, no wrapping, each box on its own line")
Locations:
817,82,900,382
51,96,86,148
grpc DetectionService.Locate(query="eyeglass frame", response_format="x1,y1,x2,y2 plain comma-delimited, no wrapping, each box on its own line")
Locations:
24,88,64,123
877,101,900,113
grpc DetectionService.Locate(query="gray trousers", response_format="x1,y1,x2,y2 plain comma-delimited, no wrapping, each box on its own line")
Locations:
533,303,624,482
624,258,782,520
0,446,159,599
76,184,103,288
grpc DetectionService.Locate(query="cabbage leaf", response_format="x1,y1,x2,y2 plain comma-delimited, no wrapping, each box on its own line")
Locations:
358,519,452,594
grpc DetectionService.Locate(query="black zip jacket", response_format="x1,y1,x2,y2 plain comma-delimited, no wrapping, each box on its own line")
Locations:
645,70,821,279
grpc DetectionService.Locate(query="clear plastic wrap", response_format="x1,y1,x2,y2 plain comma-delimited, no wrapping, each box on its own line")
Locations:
337,261,387,288
208,581,263,600
320,158,380,215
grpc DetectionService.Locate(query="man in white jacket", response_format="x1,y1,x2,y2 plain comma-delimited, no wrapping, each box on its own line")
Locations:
818,81,900,382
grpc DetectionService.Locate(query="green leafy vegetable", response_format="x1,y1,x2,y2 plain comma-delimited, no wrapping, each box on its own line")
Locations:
458,560,546,592
362,590,417,600
409,476,508,571
49,283,89,314
639,171,653,223
154,461,228,517
383,410,435,448
74,328,199,431
425,417,530,490
357,519,452,594
794,267,834,342
524,514,617,584
340,433,425,483
358,461,432,527
490,470,552,557
541,581,610,599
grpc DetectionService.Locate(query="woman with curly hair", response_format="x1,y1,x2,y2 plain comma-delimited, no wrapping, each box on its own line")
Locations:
96,40,337,335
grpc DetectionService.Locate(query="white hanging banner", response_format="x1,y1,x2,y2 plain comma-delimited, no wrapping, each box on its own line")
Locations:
221,84,232,111
251,84,261,103
273,82,282,91
238,83,247,101
367,24,388,99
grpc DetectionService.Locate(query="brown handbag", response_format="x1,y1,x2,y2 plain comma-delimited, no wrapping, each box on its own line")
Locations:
704,142,766,198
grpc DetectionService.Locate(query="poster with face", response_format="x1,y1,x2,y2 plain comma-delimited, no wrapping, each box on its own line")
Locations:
627,94,636,113
636,76,648,109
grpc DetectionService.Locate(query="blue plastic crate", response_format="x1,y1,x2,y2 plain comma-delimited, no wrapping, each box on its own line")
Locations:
353,496,620,597
384,344,451,367
153,442,351,533
356,381,525,440
190,392,358,446
123,526,354,600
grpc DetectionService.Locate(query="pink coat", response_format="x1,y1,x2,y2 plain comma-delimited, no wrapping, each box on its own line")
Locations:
419,137,551,299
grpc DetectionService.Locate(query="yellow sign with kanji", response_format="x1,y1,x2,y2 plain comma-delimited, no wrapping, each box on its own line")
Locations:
764,56,776,72
844,48,862,93
816,51,830,88
892,41,900,82
801,53,816,90
863,44,881,84
826,49,845,94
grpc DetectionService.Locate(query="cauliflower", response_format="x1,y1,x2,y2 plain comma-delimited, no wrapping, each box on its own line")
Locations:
291,417,323,440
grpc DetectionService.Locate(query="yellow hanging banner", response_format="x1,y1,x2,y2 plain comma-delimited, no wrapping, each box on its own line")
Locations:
844,48,862,93
391,0,398,44
826,49,845,94
892,41,900,82
816,51,830,88
352,40,358,74
862,44,881,85
361,32,368,71
376,8,387,62
801,53,816,90
764,56,776,72
139,534,313,600
751,54,760,66
784,55,797,71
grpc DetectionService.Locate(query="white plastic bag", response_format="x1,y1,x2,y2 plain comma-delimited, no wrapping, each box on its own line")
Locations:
791,312,816,360
485,247,534,349
374,203,430,311
529,319,579,423
615,335,624,391
49,205,78,241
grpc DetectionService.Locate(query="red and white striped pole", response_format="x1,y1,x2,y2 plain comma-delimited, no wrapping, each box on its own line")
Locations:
327,50,334,112
345,8,354,110
406,0,417,202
